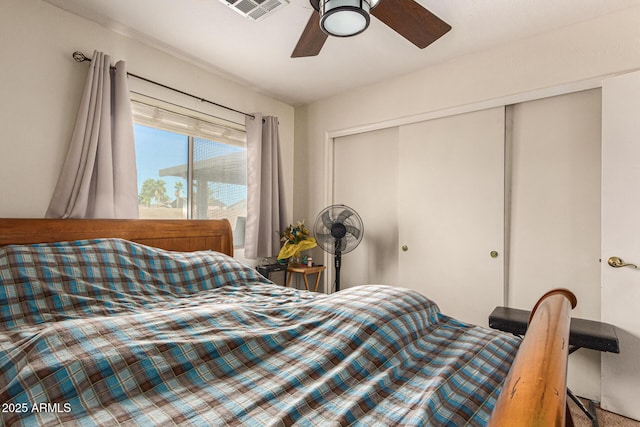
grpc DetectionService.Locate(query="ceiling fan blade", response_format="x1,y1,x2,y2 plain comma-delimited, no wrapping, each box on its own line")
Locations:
291,12,328,58
372,0,451,49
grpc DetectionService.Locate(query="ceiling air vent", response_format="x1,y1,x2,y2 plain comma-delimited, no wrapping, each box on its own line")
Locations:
220,0,289,21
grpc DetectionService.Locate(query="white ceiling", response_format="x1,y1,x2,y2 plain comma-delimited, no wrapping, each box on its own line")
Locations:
42,0,640,106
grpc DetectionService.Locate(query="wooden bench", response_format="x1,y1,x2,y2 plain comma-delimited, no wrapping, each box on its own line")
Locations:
489,306,619,353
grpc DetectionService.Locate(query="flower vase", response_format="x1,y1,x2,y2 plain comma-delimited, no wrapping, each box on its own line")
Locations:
289,250,301,266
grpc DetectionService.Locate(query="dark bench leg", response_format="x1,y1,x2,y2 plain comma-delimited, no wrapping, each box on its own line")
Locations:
567,387,598,427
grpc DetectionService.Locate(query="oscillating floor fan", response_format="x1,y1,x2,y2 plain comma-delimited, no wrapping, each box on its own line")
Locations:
313,205,364,292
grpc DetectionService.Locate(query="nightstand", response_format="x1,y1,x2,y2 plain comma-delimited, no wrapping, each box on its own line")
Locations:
256,263,287,286
286,265,326,292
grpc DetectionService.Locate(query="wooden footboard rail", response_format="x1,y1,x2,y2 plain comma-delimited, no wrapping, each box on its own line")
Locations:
489,289,577,427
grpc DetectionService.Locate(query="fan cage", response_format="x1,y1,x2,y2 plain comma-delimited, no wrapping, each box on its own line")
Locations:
313,205,364,255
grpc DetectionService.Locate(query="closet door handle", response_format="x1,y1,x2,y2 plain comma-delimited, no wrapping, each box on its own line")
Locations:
607,256,638,269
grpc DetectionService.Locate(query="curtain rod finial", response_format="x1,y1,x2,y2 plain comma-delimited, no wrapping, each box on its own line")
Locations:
72,51,88,63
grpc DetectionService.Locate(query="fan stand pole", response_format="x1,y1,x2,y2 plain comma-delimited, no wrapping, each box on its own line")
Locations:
334,251,342,292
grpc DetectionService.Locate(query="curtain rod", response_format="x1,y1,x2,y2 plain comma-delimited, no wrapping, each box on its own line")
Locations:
72,51,255,120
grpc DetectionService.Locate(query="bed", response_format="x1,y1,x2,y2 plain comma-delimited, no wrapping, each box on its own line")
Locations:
0,219,576,426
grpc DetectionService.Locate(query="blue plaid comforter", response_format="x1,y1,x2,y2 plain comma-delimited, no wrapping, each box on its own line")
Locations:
0,238,519,426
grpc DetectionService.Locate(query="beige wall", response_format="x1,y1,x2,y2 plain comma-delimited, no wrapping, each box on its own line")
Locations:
0,0,294,219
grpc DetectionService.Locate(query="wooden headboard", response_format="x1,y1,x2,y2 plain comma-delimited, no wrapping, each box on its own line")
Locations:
0,219,234,256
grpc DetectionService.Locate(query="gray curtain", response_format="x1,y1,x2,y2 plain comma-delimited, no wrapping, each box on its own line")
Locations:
46,50,138,219
245,114,287,259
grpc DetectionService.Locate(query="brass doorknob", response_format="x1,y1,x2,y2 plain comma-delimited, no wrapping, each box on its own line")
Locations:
402,245,408,252
607,256,638,269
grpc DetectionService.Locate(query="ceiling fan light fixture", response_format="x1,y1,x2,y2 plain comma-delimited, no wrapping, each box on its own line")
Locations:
316,0,373,37
295,0,450,58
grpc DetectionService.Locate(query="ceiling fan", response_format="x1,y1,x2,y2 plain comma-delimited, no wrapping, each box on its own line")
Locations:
291,0,451,58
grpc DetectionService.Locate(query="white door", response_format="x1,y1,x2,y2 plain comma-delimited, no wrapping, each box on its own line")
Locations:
601,70,640,421
508,90,602,400
333,127,400,289
398,107,505,327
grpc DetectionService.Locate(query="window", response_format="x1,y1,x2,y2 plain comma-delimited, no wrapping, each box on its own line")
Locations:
131,97,247,246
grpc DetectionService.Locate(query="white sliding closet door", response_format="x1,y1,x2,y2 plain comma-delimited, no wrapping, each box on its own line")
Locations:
333,127,400,289
508,89,602,400
398,107,505,327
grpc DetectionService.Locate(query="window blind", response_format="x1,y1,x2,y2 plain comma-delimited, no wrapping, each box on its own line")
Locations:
130,94,246,147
